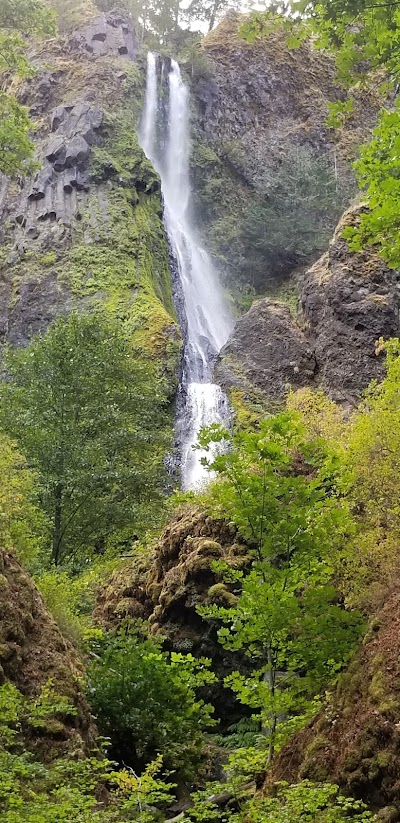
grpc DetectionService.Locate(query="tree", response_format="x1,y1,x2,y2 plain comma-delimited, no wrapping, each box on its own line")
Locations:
0,312,169,566
183,0,243,33
238,144,351,286
197,414,363,764
338,338,400,604
0,432,47,565
0,0,56,176
93,0,181,44
87,625,216,776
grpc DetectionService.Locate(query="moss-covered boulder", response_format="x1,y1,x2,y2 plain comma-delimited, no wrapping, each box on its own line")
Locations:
266,588,400,816
95,505,251,724
0,548,95,761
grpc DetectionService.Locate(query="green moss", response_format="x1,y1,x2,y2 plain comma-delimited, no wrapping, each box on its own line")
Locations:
207,582,237,606
369,670,386,703
37,252,57,268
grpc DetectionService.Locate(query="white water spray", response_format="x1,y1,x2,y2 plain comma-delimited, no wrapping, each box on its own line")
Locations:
140,54,234,490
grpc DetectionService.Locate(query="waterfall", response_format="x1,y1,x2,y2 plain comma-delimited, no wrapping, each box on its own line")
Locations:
139,53,234,491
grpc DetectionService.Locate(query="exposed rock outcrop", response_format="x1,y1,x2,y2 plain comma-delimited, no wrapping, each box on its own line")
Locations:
0,12,180,392
190,15,382,289
0,548,95,760
216,300,316,405
300,208,400,404
218,208,400,406
266,588,400,816
69,11,136,58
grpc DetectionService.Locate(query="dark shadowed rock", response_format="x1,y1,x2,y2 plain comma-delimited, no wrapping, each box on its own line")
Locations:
216,299,316,404
218,208,400,407
300,208,400,404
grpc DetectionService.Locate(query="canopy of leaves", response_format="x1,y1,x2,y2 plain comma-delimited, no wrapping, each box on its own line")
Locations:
0,681,176,823
0,311,169,566
197,413,363,762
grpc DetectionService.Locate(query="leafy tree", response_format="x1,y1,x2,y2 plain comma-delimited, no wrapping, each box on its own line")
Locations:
197,413,363,764
0,432,47,565
338,338,400,604
0,311,169,566
342,104,400,269
87,625,216,776
0,0,55,176
182,0,243,33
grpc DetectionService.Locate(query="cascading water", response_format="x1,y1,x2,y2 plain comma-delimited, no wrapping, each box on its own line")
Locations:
140,53,234,491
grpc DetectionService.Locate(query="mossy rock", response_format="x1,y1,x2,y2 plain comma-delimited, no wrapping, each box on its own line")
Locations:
196,539,223,557
207,583,237,607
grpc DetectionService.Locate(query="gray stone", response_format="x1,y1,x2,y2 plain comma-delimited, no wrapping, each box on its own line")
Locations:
216,299,316,404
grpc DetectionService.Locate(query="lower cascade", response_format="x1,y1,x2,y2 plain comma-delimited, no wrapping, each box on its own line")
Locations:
139,53,233,490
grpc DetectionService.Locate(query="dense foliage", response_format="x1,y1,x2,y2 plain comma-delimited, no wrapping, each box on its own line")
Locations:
197,414,363,763
87,625,216,776
0,312,168,566
0,0,55,175
238,145,350,286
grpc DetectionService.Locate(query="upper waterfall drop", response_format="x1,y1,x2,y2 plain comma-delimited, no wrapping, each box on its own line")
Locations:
139,53,234,490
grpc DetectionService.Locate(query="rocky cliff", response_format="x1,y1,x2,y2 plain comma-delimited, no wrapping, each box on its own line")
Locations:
217,207,400,407
0,11,180,395
189,15,382,295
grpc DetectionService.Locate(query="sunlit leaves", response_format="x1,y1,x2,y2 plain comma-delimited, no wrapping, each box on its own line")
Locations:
198,413,363,762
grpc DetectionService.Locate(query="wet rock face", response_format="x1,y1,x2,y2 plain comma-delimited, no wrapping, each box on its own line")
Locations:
218,208,400,406
26,102,103,213
216,300,316,404
0,549,95,759
190,15,382,290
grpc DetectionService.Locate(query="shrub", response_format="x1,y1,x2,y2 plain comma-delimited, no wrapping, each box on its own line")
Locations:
87,624,216,777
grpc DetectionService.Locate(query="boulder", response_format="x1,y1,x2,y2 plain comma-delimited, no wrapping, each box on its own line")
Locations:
300,207,400,404
0,548,95,759
218,208,400,407
216,299,316,405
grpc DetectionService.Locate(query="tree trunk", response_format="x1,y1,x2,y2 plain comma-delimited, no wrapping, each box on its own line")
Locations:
264,647,277,766
208,0,221,31
52,482,63,566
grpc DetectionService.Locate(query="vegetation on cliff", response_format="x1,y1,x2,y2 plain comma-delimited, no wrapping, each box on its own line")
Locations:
4,0,400,821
